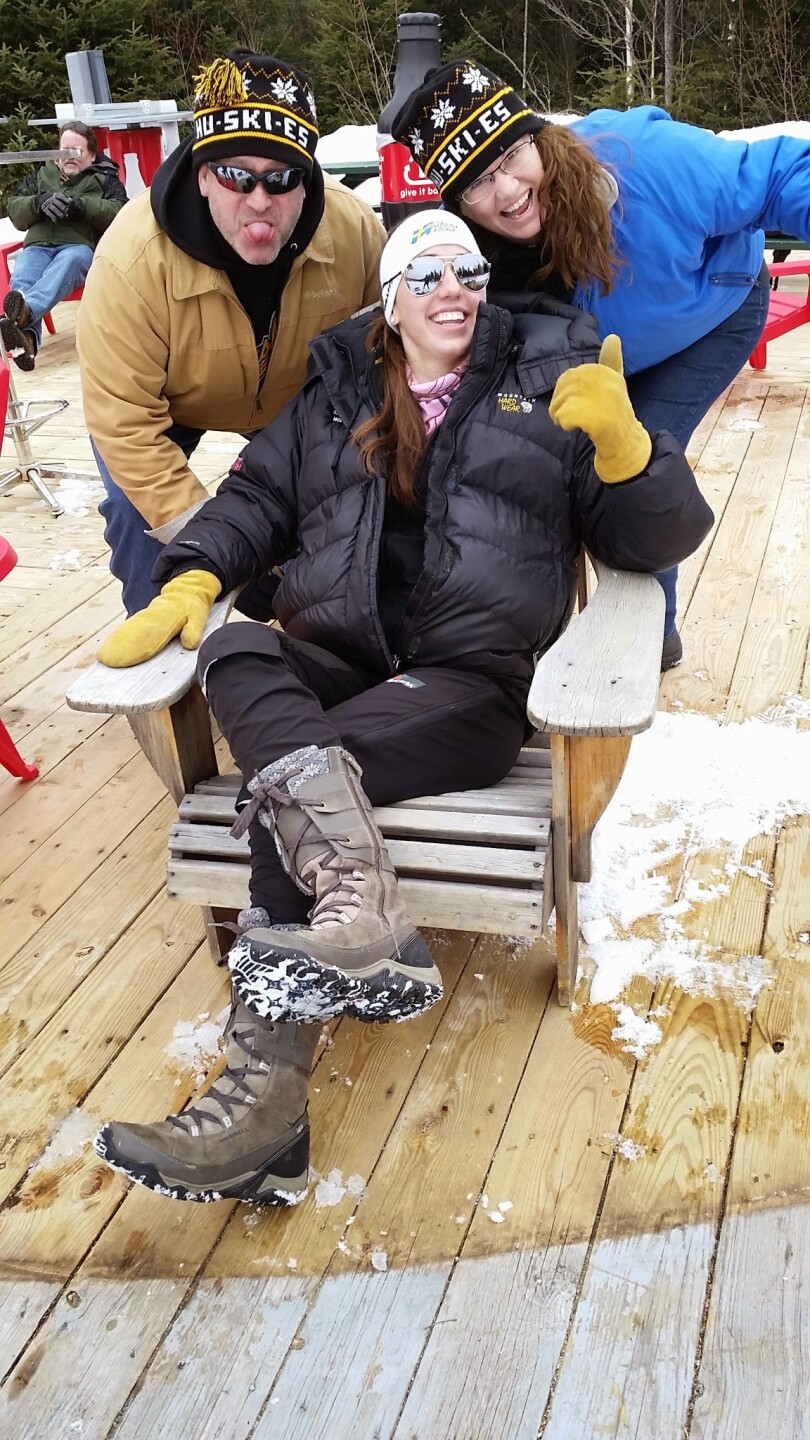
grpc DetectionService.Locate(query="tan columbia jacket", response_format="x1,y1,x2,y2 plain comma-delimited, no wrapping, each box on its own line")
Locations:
77,177,384,532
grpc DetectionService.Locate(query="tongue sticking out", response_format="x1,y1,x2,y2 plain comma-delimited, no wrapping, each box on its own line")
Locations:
245,222,274,244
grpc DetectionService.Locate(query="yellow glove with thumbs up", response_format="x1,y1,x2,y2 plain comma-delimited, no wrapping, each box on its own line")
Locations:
97,569,222,668
549,334,653,484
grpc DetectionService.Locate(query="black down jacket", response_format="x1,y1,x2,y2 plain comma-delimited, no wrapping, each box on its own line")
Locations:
156,301,713,687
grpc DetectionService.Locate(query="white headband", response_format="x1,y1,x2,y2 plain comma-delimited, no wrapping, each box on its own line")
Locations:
380,210,481,329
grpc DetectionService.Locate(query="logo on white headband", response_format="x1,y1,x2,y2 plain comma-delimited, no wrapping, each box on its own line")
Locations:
407,218,463,245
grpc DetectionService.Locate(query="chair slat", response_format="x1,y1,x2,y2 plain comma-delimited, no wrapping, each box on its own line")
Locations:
168,859,543,937
170,822,546,882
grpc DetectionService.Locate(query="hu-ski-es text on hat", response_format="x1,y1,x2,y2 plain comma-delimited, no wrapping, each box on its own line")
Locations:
192,49,319,173
392,59,545,202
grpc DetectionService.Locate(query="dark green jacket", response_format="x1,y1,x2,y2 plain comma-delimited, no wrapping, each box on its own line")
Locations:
8,156,127,250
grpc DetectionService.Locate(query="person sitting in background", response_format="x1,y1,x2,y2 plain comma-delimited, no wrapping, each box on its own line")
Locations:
2,120,126,371
89,210,713,1210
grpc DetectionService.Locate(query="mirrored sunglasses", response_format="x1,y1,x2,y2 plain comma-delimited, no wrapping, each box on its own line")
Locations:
207,161,307,195
402,253,491,296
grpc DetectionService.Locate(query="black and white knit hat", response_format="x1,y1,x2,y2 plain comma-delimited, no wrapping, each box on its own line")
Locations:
191,48,319,173
392,59,545,203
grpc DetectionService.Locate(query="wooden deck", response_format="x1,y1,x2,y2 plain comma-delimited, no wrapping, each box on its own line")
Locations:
0,296,808,1439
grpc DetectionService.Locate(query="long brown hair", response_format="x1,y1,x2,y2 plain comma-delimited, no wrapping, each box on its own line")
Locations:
351,316,427,508
532,125,618,294
457,124,619,297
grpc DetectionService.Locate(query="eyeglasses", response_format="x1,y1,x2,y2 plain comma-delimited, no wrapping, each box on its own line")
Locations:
400,253,491,296
460,137,537,206
206,161,307,195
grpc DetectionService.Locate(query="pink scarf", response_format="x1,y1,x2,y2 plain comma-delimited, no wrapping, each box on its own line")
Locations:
407,366,466,436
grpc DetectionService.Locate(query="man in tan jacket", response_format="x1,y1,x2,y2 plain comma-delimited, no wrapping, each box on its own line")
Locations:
78,48,384,615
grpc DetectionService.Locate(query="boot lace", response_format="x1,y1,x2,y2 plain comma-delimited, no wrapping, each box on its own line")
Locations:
167,1021,270,1137
230,768,305,841
308,860,367,928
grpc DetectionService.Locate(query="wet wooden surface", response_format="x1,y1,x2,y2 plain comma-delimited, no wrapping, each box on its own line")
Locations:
0,296,808,1437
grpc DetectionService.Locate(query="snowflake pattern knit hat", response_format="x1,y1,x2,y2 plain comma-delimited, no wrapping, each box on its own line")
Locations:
391,58,545,203
191,48,319,173
380,209,482,328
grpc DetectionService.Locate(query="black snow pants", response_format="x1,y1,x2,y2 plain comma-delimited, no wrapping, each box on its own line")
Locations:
197,623,528,922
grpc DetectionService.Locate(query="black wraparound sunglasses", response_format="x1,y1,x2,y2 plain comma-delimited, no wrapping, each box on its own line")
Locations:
207,161,307,195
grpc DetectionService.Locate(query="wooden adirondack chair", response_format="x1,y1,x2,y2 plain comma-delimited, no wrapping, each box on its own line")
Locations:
66,559,664,1006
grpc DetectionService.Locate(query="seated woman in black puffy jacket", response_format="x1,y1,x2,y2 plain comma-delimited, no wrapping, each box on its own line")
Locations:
92,210,712,1209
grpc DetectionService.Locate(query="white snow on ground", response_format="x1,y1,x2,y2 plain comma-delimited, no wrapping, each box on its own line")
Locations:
611,1004,663,1060
604,1132,647,1161
53,472,105,518
164,1007,229,1086
312,1168,367,1209
578,705,810,1014
49,549,83,571
371,1249,388,1271
30,1109,103,1171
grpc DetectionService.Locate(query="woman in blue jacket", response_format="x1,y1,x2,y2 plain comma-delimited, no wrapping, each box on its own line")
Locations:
393,59,809,667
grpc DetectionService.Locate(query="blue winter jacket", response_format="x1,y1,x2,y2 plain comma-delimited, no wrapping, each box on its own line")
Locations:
568,106,810,373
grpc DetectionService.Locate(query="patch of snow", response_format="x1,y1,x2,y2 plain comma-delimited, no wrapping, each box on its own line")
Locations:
489,1210,505,1223
314,1168,348,1208
345,1173,366,1199
611,1004,663,1059
604,1132,647,1162
497,1200,513,1213
703,1163,722,1183
371,1249,388,1272
49,549,83,571
165,1008,229,1087
31,1109,103,1171
579,710,810,1010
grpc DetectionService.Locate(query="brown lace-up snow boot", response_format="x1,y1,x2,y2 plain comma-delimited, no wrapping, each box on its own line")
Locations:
227,745,442,1025
94,999,318,1205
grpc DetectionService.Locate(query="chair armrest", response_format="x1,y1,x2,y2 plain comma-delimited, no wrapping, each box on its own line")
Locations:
66,592,235,715
527,561,664,738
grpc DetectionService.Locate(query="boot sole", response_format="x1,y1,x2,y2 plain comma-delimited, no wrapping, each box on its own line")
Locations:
94,1125,309,1207
0,316,35,369
228,933,443,1024
3,291,32,328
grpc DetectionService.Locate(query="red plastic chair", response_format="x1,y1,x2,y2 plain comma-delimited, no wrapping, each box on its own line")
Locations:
0,533,39,781
1,237,82,338
749,259,810,370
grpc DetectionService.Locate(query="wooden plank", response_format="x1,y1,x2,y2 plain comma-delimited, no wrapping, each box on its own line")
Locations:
667,383,801,711
0,892,206,1205
389,985,642,1438
0,719,139,884
543,824,772,1436
180,791,551,842
0,795,174,1076
691,818,810,1437
0,1281,61,1372
169,822,546,882
0,749,166,974
167,858,545,936
528,562,663,737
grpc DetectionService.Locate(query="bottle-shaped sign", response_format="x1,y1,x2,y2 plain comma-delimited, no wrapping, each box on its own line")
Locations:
377,11,442,231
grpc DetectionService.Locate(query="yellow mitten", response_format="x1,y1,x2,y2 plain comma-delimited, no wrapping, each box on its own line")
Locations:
97,570,222,668
549,334,653,483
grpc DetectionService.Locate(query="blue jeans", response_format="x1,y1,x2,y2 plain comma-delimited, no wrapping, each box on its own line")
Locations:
627,266,770,636
10,243,94,349
95,423,204,615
